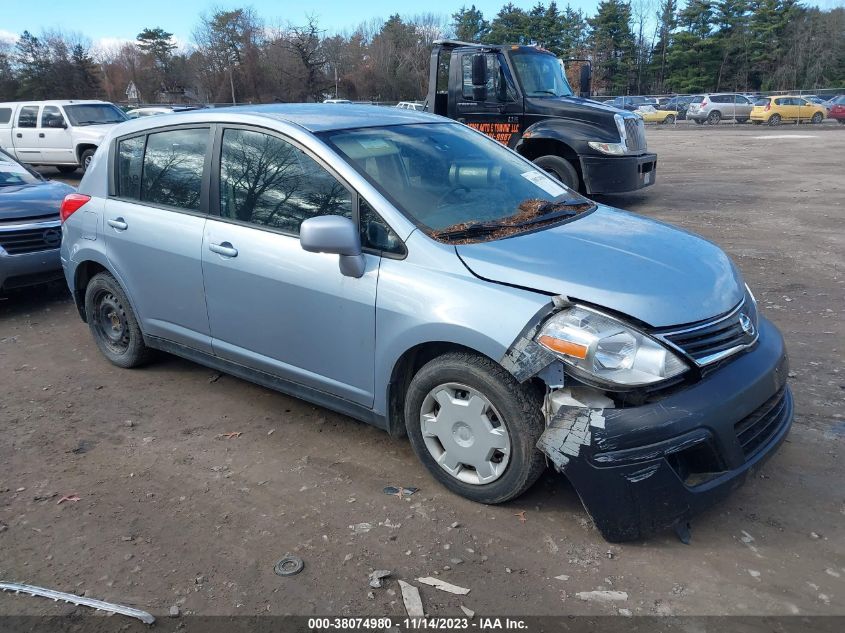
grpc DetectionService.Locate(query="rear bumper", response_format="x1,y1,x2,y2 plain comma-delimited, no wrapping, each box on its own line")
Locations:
541,317,792,542
0,248,63,290
580,152,657,194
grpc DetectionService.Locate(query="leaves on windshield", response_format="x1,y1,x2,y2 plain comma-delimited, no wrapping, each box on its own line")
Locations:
432,197,594,244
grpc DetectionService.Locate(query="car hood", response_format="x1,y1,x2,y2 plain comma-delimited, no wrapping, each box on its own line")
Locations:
0,181,76,221
74,122,121,141
455,206,744,328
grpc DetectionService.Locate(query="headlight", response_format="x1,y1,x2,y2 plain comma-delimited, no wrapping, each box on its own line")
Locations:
588,141,626,155
536,306,688,388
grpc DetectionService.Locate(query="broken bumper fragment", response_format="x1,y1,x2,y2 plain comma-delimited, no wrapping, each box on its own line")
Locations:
538,316,793,542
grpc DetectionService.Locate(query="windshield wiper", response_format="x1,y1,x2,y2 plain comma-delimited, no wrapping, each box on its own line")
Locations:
529,90,559,96
433,221,512,241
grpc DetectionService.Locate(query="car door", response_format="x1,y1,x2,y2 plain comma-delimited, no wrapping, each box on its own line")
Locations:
12,105,41,163
104,127,213,353
735,95,752,119
201,126,379,407
38,105,74,164
795,98,812,121
454,50,523,149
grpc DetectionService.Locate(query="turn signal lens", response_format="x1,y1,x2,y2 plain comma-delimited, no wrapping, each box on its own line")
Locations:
60,193,91,223
538,335,588,359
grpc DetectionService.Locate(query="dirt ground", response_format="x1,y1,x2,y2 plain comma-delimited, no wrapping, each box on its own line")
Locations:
1,123,843,622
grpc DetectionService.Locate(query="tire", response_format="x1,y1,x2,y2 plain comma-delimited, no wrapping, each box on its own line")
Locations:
663,114,676,125
768,114,782,126
80,149,96,173
811,112,823,124
56,165,78,175
752,120,762,125
839,120,845,125
404,352,546,505
736,118,748,124
532,155,579,191
707,111,721,125
694,119,703,125
84,272,152,368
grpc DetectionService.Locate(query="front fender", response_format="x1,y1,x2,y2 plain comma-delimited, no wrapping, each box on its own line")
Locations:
517,118,619,155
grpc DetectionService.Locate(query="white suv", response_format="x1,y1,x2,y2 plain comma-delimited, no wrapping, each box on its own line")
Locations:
0,100,128,173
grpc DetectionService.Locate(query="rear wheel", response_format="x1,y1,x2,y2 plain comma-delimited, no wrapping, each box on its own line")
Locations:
694,119,703,125
56,165,78,175
768,114,782,126
663,114,676,125
752,120,762,125
404,352,546,504
84,272,152,368
532,155,580,191
811,112,823,124
736,118,748,124
707,111,721,125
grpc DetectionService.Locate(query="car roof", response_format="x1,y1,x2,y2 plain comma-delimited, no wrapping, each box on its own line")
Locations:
188,103,440,132
0,100,112,106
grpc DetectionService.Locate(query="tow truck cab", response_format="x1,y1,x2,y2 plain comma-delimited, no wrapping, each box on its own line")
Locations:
426,40,657,195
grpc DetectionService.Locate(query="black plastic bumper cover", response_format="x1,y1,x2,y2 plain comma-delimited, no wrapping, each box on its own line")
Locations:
580,152,657,194
553,317,793,542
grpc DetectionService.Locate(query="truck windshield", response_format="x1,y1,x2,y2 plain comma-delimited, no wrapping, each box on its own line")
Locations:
510,51,573,98
321,123,593,242
64,104,128,126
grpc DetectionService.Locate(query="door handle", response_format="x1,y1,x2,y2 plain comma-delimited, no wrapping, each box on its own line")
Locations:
16,133,22,138
39,133,45,138
107,218,128,231
208,241,238,258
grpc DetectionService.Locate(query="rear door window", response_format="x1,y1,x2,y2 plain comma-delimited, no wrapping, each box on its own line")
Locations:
140,128,209,211
17,106,39,128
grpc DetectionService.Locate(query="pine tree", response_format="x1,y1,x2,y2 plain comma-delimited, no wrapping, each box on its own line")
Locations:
588,0,636,94
452,5,490,42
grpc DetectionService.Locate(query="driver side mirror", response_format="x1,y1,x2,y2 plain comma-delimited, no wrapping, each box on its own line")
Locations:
471,54,488,101
300,215,365,278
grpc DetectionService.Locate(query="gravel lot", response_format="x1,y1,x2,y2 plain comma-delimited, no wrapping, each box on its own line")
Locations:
1,122,843,621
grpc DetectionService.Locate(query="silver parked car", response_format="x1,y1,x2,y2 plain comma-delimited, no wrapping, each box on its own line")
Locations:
686,93,754,124
60,105,792,541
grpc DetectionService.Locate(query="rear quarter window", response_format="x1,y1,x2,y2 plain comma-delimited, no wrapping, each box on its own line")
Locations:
0,108,11,124
116,136,144,199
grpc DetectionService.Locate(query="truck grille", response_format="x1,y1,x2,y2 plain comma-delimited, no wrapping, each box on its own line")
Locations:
735,387,790,458
658,294,758,365
0,223,62,255
624,117,647,152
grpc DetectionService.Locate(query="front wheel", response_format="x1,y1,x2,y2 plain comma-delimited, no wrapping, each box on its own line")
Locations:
84,272,152,368
707,111,721,125
663,114,676,125
80,149,96,173
532,155,580,191
56,165,78,175
404,352,546,504
811,112,823,124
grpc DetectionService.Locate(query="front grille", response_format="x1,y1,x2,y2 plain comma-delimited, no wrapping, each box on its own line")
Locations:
0,225,62,255
624,117,646,152
660,294,758,365
735,388,789,457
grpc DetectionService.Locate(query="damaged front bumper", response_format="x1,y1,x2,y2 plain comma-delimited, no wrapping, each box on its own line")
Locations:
537,316,793,542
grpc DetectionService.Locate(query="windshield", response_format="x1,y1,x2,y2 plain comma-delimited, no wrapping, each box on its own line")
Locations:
321,123,593,242
0,151,41,186
64,104,127,126
510,51,573,98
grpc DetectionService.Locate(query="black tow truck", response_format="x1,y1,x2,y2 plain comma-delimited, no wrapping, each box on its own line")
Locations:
425,40,657,194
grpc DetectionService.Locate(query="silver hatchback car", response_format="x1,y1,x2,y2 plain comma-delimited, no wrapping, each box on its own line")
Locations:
60,105,792,542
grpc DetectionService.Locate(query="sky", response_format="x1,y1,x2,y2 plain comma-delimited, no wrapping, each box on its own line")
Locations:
2,0,843,52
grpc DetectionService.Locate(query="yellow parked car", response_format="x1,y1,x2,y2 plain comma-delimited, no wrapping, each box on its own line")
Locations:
633,106,678,124
750,96,826,125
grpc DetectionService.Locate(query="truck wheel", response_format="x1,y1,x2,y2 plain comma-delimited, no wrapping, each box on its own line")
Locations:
57,165,78,175
84,272,152,368
532,155,579,191
80,149,96,173
404,352,546,504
